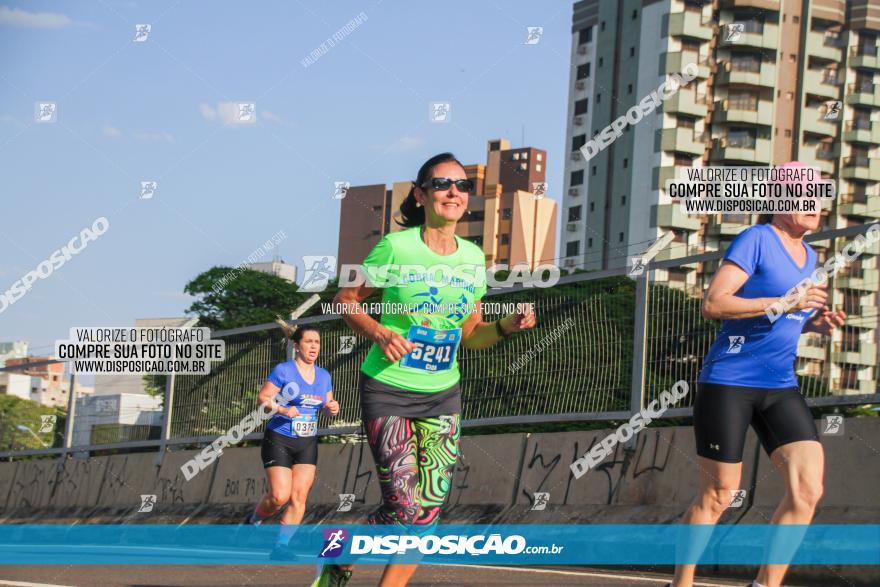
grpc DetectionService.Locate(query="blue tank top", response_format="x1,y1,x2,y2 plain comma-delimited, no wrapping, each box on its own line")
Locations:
699,224,817,389
265,361,331,438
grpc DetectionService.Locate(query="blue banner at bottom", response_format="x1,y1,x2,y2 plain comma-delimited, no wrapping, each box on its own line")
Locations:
0,524,877,565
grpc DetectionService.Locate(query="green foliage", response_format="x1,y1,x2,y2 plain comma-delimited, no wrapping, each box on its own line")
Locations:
183,266,310,330
0,395,65,451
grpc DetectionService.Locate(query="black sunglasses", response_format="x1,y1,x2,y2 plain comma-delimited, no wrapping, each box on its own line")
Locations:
421,177,475,193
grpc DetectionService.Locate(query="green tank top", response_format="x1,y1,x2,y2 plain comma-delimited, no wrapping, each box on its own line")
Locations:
359,226,488,392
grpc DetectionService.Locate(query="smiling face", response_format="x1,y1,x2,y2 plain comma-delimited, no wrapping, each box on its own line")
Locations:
415,160,470,225
295,329,320,364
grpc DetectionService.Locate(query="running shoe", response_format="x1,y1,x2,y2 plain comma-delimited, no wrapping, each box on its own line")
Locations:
310,564,352,587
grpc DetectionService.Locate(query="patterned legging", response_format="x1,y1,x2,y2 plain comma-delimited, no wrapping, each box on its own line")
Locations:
364,414,460,526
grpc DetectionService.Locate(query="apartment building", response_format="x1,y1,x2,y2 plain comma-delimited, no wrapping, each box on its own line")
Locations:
562,0,878,394
337,139,557,271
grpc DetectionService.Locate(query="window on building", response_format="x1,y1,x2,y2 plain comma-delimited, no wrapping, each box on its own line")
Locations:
631,9,638,19
500,233,510,245
574,98,589,115
566,240,581,256
596,93,601,104
618,232,624,242
784,129,792,137
623,158,629,168
536,163,542,172
627,83,633,94
573,134,587,151
674,154,694,166
792,15,799,24
469,210,485,221
502,208,512,220
681,39,701,52
571,170,584,186
727,127,757,149
568,205,582,221
522,152,529,159
731,52,761,73
519,162,527,171
589,201,595,212
465,235,484,247
591,165,597,176
577,63,591,80
579,28,592,45
599,57,603,67
630,47,635,57
621,195,627,205
600,21,605,31
513,152,520,160
728,90,758,111
677,116,696,129
537,152,543,161
588,237,593,247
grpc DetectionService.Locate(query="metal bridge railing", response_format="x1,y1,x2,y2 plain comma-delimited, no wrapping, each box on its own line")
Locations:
1,222,877,460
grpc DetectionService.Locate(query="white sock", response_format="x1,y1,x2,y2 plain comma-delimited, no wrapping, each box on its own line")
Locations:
752,581,768,587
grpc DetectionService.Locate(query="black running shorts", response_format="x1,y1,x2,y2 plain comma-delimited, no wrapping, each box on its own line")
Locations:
694,382,819,463
260,429,318,468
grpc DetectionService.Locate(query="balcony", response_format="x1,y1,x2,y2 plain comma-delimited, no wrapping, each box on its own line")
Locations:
729,22,779,50
838,192,880,219
664,90,710,117
804,68,842,100
799,144,837,175
832,341,878,367
713,98,773,127
846,82,880,108
664,51,712,79
850,45,879,70
719,0,780,9
842,156,880,181
706,220,747,237
843,119,880,145
801,109,839,137
655,202,701,230
660,127,707,156
836,267,880,291
716,60,777,88
712,136,771,163
669,11,713,41
797,336,826,361
653,165,678,191
806,30,844,61
833,378,877,395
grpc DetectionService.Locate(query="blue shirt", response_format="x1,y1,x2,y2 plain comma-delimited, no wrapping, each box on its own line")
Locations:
699,224,817,389
265,361,332,438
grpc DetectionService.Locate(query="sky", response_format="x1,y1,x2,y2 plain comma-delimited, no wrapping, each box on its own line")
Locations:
0,0,574,358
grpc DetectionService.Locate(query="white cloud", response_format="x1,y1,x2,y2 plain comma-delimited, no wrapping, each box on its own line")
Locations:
200,102,258,126
101,125,122,137
133,131,175,142
0,114,25,128
0,6,74,28
370,135,425,153
198,103,216,121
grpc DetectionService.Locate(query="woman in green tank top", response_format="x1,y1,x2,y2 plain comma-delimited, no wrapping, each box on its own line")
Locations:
315,152,536,587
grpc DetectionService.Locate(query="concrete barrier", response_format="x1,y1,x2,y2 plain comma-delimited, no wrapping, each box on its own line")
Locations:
0,461,18,513
95,453,159,508
5,459,57,511
153,450,216,506
447,433,526,507
48,456,107,509
208,447,267,504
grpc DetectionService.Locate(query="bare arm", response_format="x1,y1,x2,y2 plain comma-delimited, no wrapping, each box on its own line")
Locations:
461,301,537,350
702,260,826,320
333,283,415,362
257,380,298,417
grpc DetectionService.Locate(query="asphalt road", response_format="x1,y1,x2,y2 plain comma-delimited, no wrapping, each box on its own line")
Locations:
0,565,759,587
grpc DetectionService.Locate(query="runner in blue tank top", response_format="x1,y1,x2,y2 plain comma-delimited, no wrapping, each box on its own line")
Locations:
671,162,847,587
244,325,340,561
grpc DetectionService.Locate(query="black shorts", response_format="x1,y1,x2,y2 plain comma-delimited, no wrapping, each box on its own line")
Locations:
694,382,819,463
260,429,318,468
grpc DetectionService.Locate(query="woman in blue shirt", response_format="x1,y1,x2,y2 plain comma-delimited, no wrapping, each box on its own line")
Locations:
671,164,847,587
244,325,340,560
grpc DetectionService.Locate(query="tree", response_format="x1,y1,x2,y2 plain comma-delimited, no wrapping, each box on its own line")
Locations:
183,266,311,330
0,395,65,451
